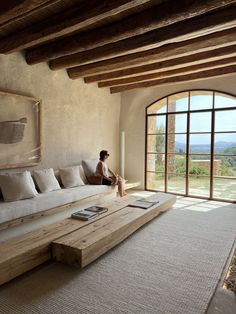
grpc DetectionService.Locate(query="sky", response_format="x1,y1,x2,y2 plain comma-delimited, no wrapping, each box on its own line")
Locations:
152,93,236,145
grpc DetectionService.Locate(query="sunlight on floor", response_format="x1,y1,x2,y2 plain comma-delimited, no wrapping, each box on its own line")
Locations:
129,190,233,212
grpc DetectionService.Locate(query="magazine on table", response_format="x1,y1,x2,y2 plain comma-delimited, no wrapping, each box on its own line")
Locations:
128,198,159,209
71,206,108,220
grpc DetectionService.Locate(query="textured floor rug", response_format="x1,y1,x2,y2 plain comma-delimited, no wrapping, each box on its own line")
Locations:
0,197,235,314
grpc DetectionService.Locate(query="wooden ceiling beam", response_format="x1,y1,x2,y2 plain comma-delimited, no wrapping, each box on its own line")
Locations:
110,64,236,93
98,56,236,87
48,5,236,70
0,0,155,53
0,0,60,27
27,4,236,65
67,27,236,78
84,45,236,83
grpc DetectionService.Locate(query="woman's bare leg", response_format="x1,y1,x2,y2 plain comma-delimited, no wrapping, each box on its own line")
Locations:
118,177,126,197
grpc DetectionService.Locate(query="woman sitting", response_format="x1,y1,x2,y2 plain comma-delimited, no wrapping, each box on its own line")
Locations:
96,150,126,197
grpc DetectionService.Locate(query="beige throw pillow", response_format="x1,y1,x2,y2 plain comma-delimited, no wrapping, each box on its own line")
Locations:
82,159,98,179
60,166,85,188
79,165,88,184
0,171,38,202
33,168,61,193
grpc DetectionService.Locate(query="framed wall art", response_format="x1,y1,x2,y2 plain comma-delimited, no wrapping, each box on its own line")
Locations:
0,90,42,169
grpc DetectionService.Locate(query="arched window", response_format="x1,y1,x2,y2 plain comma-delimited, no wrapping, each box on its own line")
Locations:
145,90,236,202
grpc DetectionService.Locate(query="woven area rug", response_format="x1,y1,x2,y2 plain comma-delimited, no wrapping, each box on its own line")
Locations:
0,197,235,314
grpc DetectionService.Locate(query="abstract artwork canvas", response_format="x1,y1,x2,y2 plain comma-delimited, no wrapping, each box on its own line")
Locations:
0,90,41,169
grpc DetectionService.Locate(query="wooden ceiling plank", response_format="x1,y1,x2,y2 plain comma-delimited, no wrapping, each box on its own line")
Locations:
0,0,155,53
67,27,236,78
27,4,236,65
48,5,236,69
84,45,236,83
98,56,236,87
110,64,236,93
0,0,60,27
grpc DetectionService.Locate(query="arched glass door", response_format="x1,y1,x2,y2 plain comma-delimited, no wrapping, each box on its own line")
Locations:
145,90,236,202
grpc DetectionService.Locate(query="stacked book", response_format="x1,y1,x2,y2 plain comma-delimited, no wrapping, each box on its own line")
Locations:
71,206,108,220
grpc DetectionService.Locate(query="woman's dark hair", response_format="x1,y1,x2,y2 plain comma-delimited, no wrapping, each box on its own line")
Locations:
100,150,109,160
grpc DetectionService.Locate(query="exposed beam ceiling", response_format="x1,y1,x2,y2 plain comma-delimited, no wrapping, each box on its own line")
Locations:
0,0,60,27
110,64,236,93
83,45,236,83
67,27,236,78
1,0,236,93
98,56,236,87
0,0,155,53
27,4,236,65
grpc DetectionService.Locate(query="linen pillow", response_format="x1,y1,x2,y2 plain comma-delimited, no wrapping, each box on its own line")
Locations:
59,166,85,188
82,159,98,179
54,169,63,186
0,171,38,202
33,168,61,193
79,165,88,184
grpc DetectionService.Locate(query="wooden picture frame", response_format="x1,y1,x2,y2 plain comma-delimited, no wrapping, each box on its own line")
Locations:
0,90,42,170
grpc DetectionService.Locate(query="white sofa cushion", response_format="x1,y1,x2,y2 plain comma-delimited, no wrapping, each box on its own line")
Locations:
59,166,85,188
0,185,116,224
33,168,61,193
0,171,38,202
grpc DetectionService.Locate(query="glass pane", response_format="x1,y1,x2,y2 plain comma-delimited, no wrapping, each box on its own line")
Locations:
147,115,166,134
189,134,211,154
167,174,185,194
146,172,165,191
189,176,210,197
146,154,165,172
168,92,188,112
168,134,186,153
167,155,186,174
189,155,211,176
213,178,236,201
190,111,211,132
168,113,187,133
214,155,236,177
147,98,167,114
190,91,213,110
147,135,165,153
215,92,236,109
214,133,236,154
215,110,236,132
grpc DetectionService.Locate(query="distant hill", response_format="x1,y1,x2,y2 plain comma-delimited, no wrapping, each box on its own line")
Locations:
175,141,236,153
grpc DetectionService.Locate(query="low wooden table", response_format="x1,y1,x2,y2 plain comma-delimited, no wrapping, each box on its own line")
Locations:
0,193,175,286
52,193,176,268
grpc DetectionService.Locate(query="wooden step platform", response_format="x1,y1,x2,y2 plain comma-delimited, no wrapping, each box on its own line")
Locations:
52,193,176,268
0,193,175,286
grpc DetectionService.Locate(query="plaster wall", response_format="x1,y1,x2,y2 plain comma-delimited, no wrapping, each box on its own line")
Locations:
120,74,236,188
0,52,121,173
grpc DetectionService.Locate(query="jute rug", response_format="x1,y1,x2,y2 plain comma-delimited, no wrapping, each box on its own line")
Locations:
0,197,235,314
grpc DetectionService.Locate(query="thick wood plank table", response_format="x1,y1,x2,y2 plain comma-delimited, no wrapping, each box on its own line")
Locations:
52,193,176,268
0,193,175,285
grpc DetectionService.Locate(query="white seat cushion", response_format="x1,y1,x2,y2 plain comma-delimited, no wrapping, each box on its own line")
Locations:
0,185,116,224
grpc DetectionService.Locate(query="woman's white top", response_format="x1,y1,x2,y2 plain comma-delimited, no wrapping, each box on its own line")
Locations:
96,160,109,178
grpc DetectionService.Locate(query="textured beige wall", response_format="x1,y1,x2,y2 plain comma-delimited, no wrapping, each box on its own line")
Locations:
0,52,121,173
120,74,236,188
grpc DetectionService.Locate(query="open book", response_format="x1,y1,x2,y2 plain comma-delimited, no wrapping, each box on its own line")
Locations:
128,198,159,209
